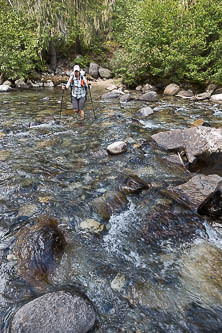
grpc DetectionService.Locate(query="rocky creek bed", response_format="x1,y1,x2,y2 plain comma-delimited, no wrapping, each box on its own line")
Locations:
0,79,222,332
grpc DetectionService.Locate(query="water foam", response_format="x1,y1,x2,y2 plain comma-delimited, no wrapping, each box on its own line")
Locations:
103,200,144,268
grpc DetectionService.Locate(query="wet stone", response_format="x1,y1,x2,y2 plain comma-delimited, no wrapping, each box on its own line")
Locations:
111,273,126,291
10,290,96,333
80,219,104,234
167,174,222,210
0,150,11,161
17,204,38,217
107,141,127,155
13,216,66,284
91,191,128,220
142,203,204,245
119,174,150,195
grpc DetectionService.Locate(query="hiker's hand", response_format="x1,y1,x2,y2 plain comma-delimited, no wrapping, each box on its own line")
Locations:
62,85,65,90
88,83,92,90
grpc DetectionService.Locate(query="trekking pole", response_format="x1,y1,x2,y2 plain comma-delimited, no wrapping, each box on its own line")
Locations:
88,85,96,119
59,88,65,123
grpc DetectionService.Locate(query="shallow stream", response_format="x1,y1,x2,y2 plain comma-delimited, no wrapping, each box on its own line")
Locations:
0,84,222,332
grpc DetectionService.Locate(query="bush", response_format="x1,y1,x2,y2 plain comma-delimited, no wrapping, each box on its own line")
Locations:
0,5,46,80
112,0,222,87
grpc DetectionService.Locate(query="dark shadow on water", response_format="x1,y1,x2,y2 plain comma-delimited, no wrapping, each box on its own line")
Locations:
189,152,222,177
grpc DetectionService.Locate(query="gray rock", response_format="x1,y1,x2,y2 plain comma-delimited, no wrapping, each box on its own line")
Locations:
120,93,132,103
139,106,153,117
195,92,210,100
102,91,123,100
119,174,150,195
210,93,222,103
107,141,127,154
106,84,117,91
99,67,113,79
89,62,99,78
10,290,96,333
138,91,158,102
167,174,222,210
163,83,180,96
91,190,128,220
15,79,29,89
44,80,54,87
142,83,157,93
176,90,194,99
3,80,12,86
0,85,11,92
151,126,222,164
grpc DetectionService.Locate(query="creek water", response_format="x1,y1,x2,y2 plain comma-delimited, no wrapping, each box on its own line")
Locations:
0,84,222,332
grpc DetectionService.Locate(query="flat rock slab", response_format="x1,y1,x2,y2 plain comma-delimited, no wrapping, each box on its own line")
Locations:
10,291,96,333
151,126,222,164
167,174,222,210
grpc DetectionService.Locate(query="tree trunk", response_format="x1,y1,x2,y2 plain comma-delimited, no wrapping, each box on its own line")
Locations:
49,40,57,73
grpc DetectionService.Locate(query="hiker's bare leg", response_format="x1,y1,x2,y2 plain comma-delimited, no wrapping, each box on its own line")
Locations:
80,109,84,120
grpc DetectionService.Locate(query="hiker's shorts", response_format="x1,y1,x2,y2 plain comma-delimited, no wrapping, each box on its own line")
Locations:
72,96,86,110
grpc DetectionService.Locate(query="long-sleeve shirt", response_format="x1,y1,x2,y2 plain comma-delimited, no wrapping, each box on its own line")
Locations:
66,72,87,99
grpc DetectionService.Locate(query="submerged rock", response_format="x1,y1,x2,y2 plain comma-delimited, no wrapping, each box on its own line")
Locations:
180,242,222,304
91,191,128,220
138,106,153,118
10,290,96,333
142,203,204,244
13,216,66,284
0,150,11,161
80,218,104,234
119,174,150,195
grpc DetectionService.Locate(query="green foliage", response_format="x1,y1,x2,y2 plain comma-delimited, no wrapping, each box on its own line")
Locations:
0,3,46,80
112,0,222,87
72,55,90,68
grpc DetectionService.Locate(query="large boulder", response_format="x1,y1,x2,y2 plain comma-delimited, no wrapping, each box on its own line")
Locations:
89,62,99,78
10,290,96,333
151,126,222,165
98,67,113,79
163,83,180,96
13,216,66,284
166,174,222,211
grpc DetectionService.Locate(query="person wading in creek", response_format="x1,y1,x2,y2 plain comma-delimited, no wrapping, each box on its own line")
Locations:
62,64,88,120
